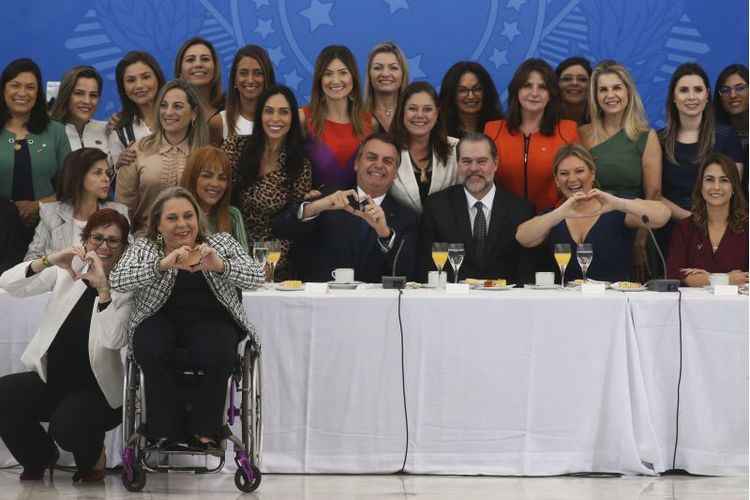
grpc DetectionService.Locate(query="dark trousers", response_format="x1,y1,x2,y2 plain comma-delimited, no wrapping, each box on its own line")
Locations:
133,312,238,440
0,372,121,470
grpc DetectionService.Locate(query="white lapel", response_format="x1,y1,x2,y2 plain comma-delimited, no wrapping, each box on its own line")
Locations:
394,150,422,211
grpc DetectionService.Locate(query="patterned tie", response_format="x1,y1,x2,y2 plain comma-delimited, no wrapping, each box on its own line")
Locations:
473,201,487,262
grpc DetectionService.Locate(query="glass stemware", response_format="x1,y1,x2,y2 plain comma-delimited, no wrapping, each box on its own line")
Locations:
554,243,572,288
447,243,465,284
265,240,281,283
252,241,268,284
432,242,448,287
576,243,593,283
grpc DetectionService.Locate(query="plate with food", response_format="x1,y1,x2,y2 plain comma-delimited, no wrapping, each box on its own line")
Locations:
566,279,611,288
524,283,562,290
466,278,515,291
611,281,647,292
275,280,305,291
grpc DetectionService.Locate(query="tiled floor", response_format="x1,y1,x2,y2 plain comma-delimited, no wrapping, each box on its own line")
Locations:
0,468,747,500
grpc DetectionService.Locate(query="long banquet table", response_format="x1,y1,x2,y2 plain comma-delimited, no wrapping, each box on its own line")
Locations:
0,286,746,476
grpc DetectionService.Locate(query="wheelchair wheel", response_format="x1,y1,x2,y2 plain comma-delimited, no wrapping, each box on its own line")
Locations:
234,464,261,492
241,343,262,464
122,356,142,448
121,464,146,492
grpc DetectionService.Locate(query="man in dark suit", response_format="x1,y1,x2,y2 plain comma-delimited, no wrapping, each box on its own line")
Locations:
274,132,418,283
419,132,535,284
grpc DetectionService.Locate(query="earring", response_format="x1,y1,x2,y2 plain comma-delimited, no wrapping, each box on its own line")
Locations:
156,233,164,249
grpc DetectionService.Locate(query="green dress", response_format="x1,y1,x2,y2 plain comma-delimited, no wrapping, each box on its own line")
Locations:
207,206,249,251
590,130,648,199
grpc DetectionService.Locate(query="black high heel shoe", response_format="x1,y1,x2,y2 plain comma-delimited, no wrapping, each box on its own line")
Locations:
20,448,59,481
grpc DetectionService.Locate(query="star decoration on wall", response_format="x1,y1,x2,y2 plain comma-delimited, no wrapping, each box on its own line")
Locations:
300,0,334,32
407,54,426,79
384,0,409,14
501,22,521,42
506,0,526,12
268,46,286,66
285,70,303,91
489,49,508,68
254,19,274,38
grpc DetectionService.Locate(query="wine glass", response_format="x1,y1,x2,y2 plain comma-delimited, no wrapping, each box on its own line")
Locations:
266,240,281,283
576,243,593,283
432,242,448,286
553,243,572,288
253,241,268,283
447,243,465,284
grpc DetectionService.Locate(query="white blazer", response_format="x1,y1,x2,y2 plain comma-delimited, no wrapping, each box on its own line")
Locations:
64,120,110,155
389,136,459,214
24,201,129,261
0,262,131,408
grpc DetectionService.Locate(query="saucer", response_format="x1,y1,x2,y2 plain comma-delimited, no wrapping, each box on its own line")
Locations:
327,281,362,290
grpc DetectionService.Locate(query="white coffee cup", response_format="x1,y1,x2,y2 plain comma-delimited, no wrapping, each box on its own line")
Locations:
331,268,354,283
709,273,729,286
536,272,555,286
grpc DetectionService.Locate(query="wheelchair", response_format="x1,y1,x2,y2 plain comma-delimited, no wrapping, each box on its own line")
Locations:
119,339,262,493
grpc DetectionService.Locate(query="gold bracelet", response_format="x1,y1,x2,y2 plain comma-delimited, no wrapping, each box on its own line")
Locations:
41,255,52,267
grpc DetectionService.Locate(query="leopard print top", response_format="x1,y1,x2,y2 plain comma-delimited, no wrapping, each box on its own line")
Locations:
223,135,312,280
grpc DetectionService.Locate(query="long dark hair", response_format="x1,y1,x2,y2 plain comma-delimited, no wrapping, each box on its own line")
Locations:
115,51,166,128
174,37,225,111
691,152,748,233
506,58,561,136
714,63,749,125
225,45,276,139
660,63,715,167
49,66,103,123
438,61,503,138
0,58,49,134
392,81,451,165
236,86,306,198
309,45,367,138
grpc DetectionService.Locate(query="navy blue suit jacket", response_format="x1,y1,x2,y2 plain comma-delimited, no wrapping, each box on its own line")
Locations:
273,194,419,283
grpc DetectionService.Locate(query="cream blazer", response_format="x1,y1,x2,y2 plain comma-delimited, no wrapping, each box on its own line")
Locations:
389,136,459,214
0,262,131,408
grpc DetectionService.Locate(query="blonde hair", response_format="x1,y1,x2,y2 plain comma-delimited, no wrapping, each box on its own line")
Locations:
139,79,208,154
589,61,650,143
363,41,409,115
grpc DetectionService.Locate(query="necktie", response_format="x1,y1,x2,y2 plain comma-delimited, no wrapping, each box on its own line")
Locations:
473,201,487,263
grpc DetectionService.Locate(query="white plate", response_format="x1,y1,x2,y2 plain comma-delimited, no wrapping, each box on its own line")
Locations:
566,279,611,288
611,282,647,292
328,281,362,290
524,284,561,290
275,284,304,291
470,284,517,291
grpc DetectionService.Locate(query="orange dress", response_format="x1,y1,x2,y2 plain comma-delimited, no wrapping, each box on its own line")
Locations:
484,119,579,212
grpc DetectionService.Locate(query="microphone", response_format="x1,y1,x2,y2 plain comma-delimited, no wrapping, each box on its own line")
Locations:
641,214,680,292
383,234,407,289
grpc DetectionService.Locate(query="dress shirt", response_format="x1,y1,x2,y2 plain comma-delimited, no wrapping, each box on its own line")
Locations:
464,184,496,232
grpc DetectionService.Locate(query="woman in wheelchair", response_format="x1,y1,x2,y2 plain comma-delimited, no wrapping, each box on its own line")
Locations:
0,208,131,482
109,186,264,449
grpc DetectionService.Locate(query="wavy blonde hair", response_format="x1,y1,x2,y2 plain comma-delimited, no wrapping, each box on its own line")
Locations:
589,61,650,143
363,41,409,115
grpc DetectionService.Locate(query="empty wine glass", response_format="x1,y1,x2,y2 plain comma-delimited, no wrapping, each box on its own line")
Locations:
447,243,465,284
576,243,593,283
253,241,268,283
554,243,571,288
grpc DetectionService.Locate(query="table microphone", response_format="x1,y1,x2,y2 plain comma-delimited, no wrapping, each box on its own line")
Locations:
641,214,680,292
383,236,407,289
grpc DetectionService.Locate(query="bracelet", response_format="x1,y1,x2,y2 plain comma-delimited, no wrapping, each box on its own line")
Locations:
41,255,52,268
97,286,110,295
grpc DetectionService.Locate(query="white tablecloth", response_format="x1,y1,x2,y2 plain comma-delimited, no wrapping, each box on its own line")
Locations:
0,287,746,475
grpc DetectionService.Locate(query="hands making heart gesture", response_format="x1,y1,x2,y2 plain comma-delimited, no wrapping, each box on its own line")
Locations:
160,244,225,273
558,189,624,219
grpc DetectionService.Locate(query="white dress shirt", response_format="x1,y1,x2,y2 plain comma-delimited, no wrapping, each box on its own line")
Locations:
464,184,496,232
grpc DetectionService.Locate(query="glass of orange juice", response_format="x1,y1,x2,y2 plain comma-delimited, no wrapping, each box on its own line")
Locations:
265,240,281,283
432,242,448,287
554,243,572,288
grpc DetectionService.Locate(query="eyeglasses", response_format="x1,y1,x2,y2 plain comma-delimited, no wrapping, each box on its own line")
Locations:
559,75,589,84
457,86,483,97
88,234,123,249
718,83,748,96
